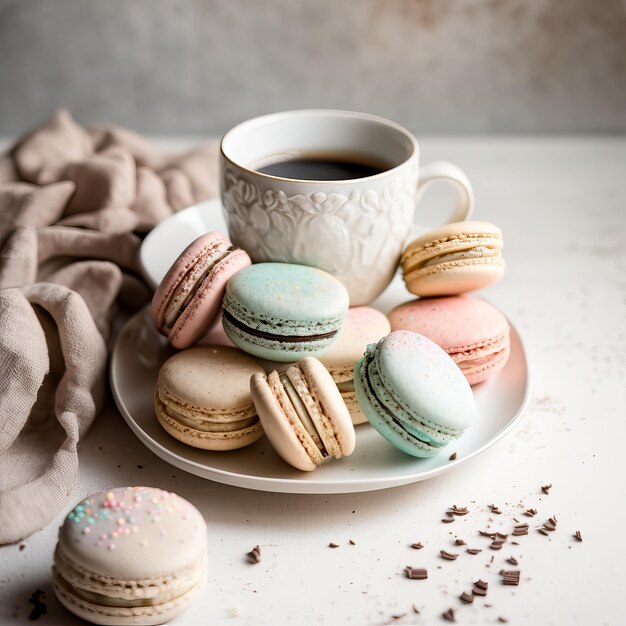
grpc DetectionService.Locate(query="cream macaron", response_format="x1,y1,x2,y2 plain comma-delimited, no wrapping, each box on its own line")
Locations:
401,221,505,297
318,307,391,425
250,357,356,471
155,346,265,450
53,486,207,625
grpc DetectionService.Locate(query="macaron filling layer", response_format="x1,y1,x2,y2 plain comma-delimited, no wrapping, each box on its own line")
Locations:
422,245,500,268
155,391,260,437
279,372,327,455
403,233,504,275
163,404,259,433
162,245,234,333
222,309,338,344
54,565,199,608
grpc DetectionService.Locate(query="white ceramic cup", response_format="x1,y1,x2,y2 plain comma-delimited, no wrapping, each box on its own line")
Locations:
220,109,474,305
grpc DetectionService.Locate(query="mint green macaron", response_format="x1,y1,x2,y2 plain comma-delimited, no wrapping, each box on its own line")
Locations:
354,330,475,458
222,263,349,362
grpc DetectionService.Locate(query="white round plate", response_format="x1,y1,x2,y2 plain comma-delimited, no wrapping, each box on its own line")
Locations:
119,199,531,494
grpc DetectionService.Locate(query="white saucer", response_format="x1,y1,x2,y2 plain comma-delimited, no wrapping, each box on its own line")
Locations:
117,199,531,494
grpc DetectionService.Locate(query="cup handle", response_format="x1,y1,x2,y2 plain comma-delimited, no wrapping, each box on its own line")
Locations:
413,161,475,234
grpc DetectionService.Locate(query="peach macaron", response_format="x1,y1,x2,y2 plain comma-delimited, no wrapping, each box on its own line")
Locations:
389,296,511,385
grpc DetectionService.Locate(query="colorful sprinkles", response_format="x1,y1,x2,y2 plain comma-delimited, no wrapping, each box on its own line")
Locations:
65,487,193,551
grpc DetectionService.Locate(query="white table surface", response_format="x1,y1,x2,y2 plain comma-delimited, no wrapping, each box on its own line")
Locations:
1,136,624,626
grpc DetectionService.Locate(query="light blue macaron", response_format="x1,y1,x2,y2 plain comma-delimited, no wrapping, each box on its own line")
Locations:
222,263,349,362
354,330,475,458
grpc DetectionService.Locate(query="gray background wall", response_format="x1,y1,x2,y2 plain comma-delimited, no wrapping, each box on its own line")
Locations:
1,0,625,136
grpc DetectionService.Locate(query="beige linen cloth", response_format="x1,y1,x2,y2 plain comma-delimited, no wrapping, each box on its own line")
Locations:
0,110,218,544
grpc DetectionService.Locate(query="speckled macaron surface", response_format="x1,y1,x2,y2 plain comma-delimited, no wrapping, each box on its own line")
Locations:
250,357,356,471
319,307,391,425
389,296,511,385
155,346,265,451
401,221,505,297
354,330,475,458
222,263,349,362
53,486,207,625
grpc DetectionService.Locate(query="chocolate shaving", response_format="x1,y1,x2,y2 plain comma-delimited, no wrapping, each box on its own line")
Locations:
349,539,356,545
442,517,455,523
496,532,508,539
460,591,474,604
411,542,424,550
466,548,482,555
472,585,487,597
246,545,261,563
479,530,497,539
488,504,502,515
500,570,521,586
542,516,557,531
474,579,489,590
512,523,529,536
498,618,509,623
440,550,459,560
524,508,537,517
507,556,518,565
454,539,466,546
412,604,421,614
442,608,456,622
405,566,428,580
449,505,469,516
538,528,550,536
574,530,583,542
19,544,25,551
27,589,47,621
541,484,552,494
328,542,339,548
391,613,406,620
449,452,457,461
489,540,504,550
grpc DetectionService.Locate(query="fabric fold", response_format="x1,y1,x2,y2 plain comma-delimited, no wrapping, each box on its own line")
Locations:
0,109,219,544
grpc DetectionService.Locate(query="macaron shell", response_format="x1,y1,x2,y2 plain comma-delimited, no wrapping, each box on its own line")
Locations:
151,231,228,329
57,487,206,579
354,357,440,458
342,390,368,425
463,344,511,385
224,263,349,331
222,316,336,362
389,296,509,353
375,331,474,433
168,247,251,349
154,394,264,451
298,357,355,456
53,572,204,626
319,307,391,372
404,261,505,297
389,296,511,385
250,372,318,472
402,220,503,252
198,312,236,348
158,346,264,417
401,221,504,296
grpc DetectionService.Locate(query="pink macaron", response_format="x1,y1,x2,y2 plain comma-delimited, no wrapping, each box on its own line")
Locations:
388,296,511,385
151,232,251,349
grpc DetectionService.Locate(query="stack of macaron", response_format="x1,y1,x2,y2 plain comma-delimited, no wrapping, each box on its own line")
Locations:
393,220,511,386
149,215,510,471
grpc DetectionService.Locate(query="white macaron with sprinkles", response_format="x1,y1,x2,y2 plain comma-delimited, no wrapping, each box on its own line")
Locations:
53,486,207,625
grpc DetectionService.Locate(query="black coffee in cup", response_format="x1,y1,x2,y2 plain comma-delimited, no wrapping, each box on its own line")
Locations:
257,152,392,181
